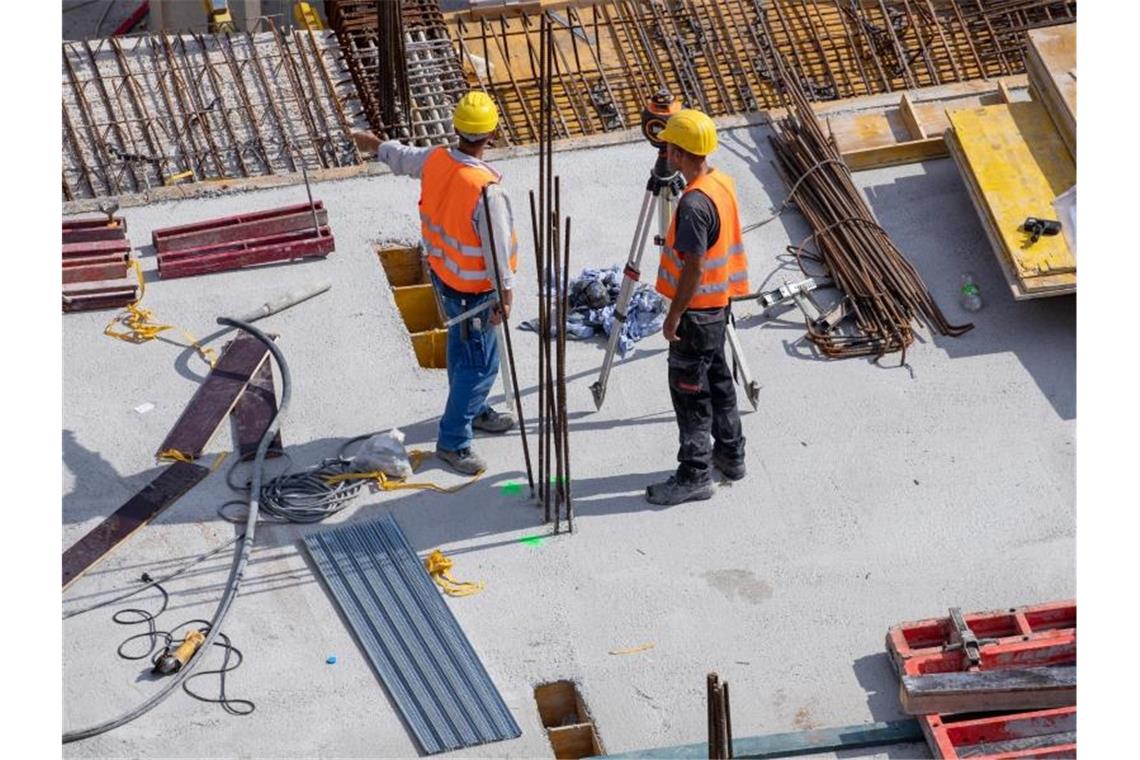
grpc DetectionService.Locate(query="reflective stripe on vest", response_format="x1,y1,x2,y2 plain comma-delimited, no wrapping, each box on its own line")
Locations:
418,147,519,294
656,169,750,308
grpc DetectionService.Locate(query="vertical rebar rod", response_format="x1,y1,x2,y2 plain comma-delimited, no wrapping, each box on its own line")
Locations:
561,213,573,533
481,187,534,497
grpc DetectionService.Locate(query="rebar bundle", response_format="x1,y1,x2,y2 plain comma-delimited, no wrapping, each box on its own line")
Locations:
767,71,973,361
375,0,412,135
328,0,467,145
529,13,573,533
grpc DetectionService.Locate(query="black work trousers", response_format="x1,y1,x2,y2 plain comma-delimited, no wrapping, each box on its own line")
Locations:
667,307,745,484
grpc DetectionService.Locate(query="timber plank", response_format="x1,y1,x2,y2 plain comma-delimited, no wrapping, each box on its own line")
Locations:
901,666,1076,715
62,461,210,589
156,333,273,460
231,359,283,459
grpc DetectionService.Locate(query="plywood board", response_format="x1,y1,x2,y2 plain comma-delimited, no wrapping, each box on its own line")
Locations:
947,102,1076,277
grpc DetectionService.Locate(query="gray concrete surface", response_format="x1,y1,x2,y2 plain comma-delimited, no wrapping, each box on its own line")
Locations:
61,122,1075,758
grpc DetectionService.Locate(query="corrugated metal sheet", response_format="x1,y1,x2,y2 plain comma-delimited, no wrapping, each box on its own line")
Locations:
304,514,521,754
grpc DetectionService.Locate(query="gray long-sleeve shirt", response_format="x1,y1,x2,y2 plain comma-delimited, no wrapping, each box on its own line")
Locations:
376,140,516,290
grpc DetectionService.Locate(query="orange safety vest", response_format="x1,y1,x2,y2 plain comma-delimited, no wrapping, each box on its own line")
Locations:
656,169,750,309
418,147,518,294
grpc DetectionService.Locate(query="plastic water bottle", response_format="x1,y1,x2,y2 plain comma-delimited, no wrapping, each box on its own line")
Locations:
960,273,983,312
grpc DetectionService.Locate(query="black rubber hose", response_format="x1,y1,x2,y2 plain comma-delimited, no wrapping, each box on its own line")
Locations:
63,316,289,744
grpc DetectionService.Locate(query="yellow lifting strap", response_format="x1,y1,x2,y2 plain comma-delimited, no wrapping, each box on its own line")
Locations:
322,449,482,494
157,448,197,464
104,259,218,369
424,549,484,597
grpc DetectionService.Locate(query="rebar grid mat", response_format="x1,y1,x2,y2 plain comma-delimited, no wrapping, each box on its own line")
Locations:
768,69,974,361
446,0,1076,147
327,0,468,145
61,18,365,201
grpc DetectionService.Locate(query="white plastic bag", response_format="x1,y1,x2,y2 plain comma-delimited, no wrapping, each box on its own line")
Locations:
351,429,413,479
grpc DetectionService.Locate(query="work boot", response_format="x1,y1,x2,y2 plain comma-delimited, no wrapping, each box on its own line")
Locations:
472,407,516,434
712,453,746,482
435,447,487,476
645,475,715,506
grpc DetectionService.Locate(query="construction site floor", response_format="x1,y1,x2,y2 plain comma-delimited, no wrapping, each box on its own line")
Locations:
61,122,1075,758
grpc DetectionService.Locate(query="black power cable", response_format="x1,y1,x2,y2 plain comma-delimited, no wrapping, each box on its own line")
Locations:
110,580,253,716
63,316,288,744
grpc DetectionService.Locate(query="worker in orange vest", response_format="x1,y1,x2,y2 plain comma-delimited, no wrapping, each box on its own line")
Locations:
647,109,750,505
352,91,519,475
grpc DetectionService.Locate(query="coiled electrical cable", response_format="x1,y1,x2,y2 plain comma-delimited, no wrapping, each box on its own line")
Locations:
63,315,287,744
219,456,365,524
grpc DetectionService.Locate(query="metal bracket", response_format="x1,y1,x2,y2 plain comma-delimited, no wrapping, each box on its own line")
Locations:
948,606,982,669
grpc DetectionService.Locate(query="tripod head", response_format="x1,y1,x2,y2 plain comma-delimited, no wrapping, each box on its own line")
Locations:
641,89,681,149
641,89,685,196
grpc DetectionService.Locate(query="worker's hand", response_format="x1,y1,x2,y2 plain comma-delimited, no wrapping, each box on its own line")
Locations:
352,130,381,155
663,311,682,342
490,290,512,325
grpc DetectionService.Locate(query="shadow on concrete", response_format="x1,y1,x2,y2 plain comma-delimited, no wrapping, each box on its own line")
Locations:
860,161,1075,420
852,653,908,723
63,429,168,527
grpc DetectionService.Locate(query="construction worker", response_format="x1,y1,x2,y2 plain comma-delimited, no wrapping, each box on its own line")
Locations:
352,91,519,476
646,109,749,506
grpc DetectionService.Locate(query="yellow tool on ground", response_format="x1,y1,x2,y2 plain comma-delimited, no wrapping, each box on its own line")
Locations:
203,0,236,33
294,2,323,30
153,629,206,675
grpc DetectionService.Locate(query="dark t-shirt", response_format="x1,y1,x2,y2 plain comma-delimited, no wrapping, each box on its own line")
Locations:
672,188,721,260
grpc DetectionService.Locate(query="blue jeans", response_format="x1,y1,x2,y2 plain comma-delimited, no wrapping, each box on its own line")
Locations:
432,272,500,452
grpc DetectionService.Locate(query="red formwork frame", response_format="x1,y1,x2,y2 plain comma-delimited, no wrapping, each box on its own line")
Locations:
151,201,328,253
62,216,136,310
156,227,335,280
887,601,1077,759
887,601,1076,673
922,707,1076,759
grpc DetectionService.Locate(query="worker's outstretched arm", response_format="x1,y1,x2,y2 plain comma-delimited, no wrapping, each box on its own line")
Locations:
351,131,432,178
663,252,704,341
474,185,516,324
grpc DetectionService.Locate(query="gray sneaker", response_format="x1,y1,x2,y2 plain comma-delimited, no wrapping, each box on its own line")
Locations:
645,475,715,506
436,447,487,475
472,408,516,434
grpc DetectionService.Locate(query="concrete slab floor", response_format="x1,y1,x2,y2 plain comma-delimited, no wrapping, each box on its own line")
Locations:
62,122,1075,758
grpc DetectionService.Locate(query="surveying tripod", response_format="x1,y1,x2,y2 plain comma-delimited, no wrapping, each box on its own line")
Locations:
589,91,760,411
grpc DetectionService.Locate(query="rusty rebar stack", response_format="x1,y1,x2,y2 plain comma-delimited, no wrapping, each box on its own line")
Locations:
707,672,733,759
767,70,973,361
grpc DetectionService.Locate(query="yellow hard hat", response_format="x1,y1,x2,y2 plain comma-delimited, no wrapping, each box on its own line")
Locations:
658,108,718,156
452,90,499,135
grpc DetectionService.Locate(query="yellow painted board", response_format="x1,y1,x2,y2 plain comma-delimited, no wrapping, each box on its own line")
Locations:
945,127,1075,299
946,102,1075,278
